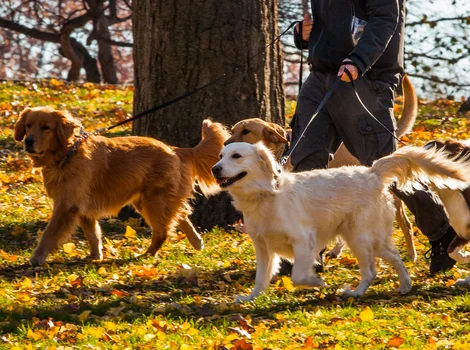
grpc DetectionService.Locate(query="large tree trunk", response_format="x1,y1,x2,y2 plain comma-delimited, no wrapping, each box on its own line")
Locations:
132,0,284,230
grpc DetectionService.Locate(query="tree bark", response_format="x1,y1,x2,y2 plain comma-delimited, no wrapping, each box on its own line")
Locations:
132,0,284,230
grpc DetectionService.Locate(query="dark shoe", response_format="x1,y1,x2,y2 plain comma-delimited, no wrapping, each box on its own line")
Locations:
425,227,457,275
278,259,293,276
277,248,326,276
315,248,326,273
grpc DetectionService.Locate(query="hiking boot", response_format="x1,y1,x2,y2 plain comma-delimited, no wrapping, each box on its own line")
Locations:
277,249,326,276
425,227,457,275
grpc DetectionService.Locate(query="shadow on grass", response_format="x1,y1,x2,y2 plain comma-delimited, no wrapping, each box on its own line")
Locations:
1,254,468,336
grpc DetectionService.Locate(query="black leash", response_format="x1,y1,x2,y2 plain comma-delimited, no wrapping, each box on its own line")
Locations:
342,67,405,146
281,76,340,166
298,23,304,92
281,66,405,166
100,21,300,134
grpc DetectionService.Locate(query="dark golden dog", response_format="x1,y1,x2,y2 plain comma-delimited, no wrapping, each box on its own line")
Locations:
15,106,229,265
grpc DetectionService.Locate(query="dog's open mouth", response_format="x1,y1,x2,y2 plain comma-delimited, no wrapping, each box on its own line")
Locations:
216,171,247,188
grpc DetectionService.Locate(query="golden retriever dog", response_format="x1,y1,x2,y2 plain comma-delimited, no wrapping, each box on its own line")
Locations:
14,106,229,265
423,139,470,285
225,75,419,261
212,142,470,301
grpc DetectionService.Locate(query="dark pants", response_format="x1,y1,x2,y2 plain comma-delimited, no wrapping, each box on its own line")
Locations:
290,70,450,243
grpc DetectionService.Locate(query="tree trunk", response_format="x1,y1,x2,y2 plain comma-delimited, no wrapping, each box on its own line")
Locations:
96,12,118,83
132,0,284,230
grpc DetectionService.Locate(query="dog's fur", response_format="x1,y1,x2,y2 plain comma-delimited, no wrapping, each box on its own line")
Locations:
15,106,229,265
213,142,470,301
225,75,419,261
423,139,470,285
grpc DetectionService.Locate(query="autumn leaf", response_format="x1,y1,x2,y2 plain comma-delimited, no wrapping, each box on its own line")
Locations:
63,242,76,254
359,306,374,322
387,336,405,348
124,226,137,239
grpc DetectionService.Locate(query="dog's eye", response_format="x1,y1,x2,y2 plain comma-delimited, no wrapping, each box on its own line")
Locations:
232,153,242,159
40,126,50,131
26,123,32,129
241,129,250,135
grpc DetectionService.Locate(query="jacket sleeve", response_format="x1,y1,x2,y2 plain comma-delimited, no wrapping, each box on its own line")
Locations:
348,0,399,75
293,23,309,50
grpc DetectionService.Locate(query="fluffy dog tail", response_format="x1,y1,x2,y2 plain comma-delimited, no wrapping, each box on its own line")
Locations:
176,119,230,197
371,146,470,192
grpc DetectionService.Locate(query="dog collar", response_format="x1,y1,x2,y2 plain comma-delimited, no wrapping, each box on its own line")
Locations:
57,128,89,167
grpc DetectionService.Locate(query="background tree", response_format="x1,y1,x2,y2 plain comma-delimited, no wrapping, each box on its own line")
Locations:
132,0,285,229
0,0,132,83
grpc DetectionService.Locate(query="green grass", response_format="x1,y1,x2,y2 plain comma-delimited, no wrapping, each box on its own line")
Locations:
0,80,469,349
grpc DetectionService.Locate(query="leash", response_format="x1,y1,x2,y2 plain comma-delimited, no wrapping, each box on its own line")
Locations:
342,67,405,147
97,21,301,134
280,66,405,166
280,76,340,166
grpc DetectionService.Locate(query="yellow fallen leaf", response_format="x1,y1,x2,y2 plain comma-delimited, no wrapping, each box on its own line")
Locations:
282,276,295,291
63,242,76,254
359,306,374,322
125,226,137,239
441,313,451,323
97,267,107,276
78,310,91,321
157,330,166,340
20,277,33,290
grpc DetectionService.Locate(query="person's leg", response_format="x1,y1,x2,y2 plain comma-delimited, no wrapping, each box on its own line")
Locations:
391,186,456,274
290,70,342,171
328,76,456,274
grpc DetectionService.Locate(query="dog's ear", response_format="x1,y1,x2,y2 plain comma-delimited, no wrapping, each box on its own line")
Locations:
255,143,281,177
262,123,288,144
54,110,81,146
14,108,32,141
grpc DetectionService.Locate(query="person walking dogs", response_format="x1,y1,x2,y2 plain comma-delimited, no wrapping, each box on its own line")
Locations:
290,0,457,274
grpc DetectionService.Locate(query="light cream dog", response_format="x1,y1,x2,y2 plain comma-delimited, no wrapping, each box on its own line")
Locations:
212,142,470,302
225,75,419,261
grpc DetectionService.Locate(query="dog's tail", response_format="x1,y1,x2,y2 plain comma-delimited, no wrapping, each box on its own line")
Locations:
175,119,230,197
396,75,418,138
371,146,470,192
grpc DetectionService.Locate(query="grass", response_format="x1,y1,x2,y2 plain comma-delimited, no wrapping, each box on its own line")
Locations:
0,80,469,349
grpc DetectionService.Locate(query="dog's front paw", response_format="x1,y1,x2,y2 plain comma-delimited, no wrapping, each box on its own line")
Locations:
396,283,412,295
340,285,362,298
234,294,255,303
455,276,470,286
30,254,47,266
292,275,326,288
89,252,103,261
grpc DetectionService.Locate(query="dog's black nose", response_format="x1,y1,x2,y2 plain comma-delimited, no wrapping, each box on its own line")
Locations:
212,165,222,176
25,137,35,147
223,139,232,146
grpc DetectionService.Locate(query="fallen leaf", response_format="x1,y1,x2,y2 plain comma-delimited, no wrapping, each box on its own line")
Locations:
359,306,374,322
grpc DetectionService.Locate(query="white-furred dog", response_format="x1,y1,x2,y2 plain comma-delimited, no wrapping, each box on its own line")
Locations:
212,142,470,302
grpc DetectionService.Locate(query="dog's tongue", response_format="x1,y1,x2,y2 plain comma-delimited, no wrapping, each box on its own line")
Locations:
216,178,228,186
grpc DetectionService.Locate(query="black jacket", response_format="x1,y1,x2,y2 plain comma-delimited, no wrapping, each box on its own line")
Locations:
294,0,405,87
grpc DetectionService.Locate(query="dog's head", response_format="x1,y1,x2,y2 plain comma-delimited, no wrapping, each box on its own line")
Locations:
14,106,82,166
212,142,281,191
224,118,288,154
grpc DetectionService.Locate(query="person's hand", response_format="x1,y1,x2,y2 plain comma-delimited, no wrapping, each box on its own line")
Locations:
338,59,359,82
295,14,313,42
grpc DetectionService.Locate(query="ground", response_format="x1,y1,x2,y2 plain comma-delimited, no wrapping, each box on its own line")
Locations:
0,80,469,349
